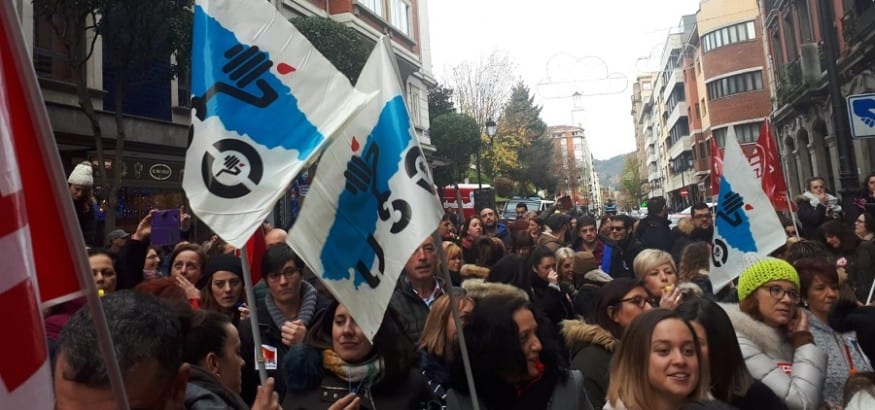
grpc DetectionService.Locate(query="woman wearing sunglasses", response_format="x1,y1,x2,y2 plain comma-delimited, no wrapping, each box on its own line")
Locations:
562,278,653,409
721,258,827,410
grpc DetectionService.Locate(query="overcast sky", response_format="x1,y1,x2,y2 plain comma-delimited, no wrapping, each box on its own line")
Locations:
427,0,702,160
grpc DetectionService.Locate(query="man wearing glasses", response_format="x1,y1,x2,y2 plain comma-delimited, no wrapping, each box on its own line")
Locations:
601,215,642,279
671,202,714,263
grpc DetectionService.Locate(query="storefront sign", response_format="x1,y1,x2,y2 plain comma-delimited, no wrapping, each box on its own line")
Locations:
149,163,172,181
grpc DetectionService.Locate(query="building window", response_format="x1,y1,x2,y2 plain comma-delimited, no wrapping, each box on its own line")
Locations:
713,121,762,147
702,21,756,52
33,14,73,82
668,120,690,147
407,83,421,125
783,10,799,61
360,0,383,16
389,0,411,35
706,71,763,100
796,1,814,43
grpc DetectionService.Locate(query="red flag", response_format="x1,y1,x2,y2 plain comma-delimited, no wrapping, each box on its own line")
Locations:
755,121,792,211
710,137,723,196
244,226,266,283
2,11,81,306
0,11,54,406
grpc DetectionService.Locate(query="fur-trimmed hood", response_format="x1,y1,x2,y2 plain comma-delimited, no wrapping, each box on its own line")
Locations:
560,319,618,355
719,302,794,361
461,278,529,302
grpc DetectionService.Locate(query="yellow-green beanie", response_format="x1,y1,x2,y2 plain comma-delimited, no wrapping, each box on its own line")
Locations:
737,258,800,302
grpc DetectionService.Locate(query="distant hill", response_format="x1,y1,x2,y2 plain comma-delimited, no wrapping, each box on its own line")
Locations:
593,153,632,190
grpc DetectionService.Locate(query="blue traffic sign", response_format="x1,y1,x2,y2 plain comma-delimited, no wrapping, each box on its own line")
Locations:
848,93,875,138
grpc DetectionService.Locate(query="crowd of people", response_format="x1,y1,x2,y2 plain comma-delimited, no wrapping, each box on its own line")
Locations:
51,165,875,409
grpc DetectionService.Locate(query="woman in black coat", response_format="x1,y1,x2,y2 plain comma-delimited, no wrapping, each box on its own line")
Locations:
281,301,435,409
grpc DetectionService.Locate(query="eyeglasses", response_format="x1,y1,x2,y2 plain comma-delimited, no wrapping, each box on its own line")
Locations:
693,213,712,219
618,295,653,308
765,285,800,301
267,268,300,281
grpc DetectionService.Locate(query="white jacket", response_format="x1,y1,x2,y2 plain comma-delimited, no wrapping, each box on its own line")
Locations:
721,303,827,410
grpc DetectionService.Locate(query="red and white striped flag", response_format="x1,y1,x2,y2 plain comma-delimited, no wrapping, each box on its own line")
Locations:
0,13,53,406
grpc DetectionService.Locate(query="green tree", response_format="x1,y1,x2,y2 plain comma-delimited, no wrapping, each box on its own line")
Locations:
486,82,548,193
291,16,370,83
428,84,455,121
34,0,192,235
520,134,558,196
430,112,480,189
620,154,644,208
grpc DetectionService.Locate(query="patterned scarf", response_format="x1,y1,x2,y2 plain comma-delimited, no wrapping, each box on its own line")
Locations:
265,280,318,329
322,349,384,385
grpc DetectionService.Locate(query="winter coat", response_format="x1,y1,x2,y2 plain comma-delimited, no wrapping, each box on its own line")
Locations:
389,276,445,346
486,222,513,251
728,380,789,410
829,241,875,303
184,365,249,410
419,350,451,404
530,275,574,328
538,231,564,253
282,346,436,410
602,237,642,279
115,238,148,290
635,214,673,252
829,300,875,364
445,370,591,410
806,311,872,406
796,197,828,240
721,303,827,410
561,320,618,410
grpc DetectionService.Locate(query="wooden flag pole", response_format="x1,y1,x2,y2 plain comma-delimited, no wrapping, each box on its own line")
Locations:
432,231,480,410
240,246,269,384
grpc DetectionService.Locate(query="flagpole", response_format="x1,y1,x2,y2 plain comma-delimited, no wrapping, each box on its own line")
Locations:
239,246,269,383
432,231,481,410
786,193,800,241
0,4,129,408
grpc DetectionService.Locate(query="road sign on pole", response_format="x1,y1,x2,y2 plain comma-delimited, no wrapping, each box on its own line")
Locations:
848,93,875,138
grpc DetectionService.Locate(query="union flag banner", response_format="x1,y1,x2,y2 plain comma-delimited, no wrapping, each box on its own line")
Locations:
0,5,56,406
752,121,793,211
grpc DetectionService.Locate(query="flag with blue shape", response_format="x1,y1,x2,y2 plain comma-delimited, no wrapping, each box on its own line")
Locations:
710,127,786,292
183,0,372,248
288,37,443,341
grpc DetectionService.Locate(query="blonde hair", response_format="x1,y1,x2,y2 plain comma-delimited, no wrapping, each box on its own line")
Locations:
633,249,676,280
606,310,710,409
442,241,462,272
418,293,473,360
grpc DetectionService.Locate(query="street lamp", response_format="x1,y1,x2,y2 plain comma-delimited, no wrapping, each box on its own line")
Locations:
477,118,497,189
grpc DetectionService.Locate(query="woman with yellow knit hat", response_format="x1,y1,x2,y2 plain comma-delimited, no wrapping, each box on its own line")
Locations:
721,257,827,410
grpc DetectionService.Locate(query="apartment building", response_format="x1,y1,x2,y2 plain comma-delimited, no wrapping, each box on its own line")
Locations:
686,0,773,199
759,0,875,196
547,125,600,213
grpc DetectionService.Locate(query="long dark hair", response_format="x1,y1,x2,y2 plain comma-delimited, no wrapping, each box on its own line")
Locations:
306,300,414,389
448,292,567,408
817,220,859,255
676,298,752,403
859,173,875,197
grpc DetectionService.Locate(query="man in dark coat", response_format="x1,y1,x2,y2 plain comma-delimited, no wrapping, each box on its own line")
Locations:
389,235,445,346
635,196,674,252
670,202,714,262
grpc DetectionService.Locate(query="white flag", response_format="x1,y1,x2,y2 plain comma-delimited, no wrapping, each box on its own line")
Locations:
184,0,372,247
288,37,443,341
710,128,786,292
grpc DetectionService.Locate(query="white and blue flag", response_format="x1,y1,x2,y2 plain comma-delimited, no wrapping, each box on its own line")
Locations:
710,128,786,292
183,0,371,248
288,37,443,340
